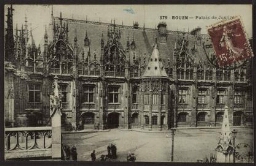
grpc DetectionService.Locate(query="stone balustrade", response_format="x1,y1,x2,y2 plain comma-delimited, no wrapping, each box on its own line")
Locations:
5,127,52,160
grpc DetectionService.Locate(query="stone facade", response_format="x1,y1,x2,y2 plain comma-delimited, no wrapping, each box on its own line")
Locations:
4,6,253,130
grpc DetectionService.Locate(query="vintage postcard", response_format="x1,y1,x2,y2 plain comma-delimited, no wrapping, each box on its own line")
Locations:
4,4,253,163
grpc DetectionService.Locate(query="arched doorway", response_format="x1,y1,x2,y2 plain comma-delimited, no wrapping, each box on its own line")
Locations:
233,111,242,126
82,112,95,129
107,112,119,129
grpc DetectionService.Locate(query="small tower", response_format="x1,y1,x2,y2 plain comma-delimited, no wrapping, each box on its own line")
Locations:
215,106,234,163
141,44,168,131
5,5,15,62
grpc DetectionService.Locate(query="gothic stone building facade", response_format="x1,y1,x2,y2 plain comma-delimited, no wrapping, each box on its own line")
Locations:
4,7,253,130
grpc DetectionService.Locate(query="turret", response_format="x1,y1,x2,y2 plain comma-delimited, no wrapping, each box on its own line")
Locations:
84,30,90,46
5,5,15,62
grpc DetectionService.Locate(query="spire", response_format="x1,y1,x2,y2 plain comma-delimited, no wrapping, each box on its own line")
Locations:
84,30,90,46
126,35,130,49
15,24,18,36
74,28,77,43
220,106,232,145
101,32,104,48
142,44,168,78
51,5,53,17
216,105,233,154
44,25,48,40
59,12,63,27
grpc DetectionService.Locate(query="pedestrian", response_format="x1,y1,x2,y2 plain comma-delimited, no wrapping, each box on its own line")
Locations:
71,145,77,161
111,144,117,159
91,150,96,161
107,144,111,158
66,145,71,160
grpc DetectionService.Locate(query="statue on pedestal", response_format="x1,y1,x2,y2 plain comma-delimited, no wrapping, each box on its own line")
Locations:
50,75,62,118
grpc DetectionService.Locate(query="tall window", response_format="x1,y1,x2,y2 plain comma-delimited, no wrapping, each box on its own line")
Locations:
197,68,204,80
198,89,206,104
240,70,246,81
205,70,213,80
179,89,187,104
216,69,223,81
153,94,158,105
152,116,158,125
224,70,231,81
234,91,243,104
144,94,150,105
28,84,41,102
217,90,225,104
234,70,239,81
161,94,165,105
177,69,185,79
83,85,94,103
132,86,138,103
59,84,68,102
186,69,193,80
108,86,119,103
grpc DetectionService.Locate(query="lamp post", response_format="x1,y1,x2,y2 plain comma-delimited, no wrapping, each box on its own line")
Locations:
232,129,237,163
171,128,176,162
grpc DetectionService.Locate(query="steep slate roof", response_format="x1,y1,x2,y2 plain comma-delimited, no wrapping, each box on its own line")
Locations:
45,17,212,68
142,44,168,78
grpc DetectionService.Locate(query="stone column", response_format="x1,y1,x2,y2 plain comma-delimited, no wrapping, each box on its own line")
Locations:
50,76,62,159
51,110,61,159
71,81,76,129
98,82,104,130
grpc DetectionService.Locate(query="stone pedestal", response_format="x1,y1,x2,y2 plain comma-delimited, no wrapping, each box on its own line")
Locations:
51,111,61,159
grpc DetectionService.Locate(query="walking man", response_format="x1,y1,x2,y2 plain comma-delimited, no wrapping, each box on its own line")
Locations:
91,150,96,161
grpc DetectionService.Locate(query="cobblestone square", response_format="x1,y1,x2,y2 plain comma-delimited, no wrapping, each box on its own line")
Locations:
62,128,253,162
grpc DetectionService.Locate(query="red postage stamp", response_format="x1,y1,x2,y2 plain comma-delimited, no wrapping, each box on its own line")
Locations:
207,17,253,67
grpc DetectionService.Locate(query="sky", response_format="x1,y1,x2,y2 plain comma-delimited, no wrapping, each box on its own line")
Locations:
4,4,253,45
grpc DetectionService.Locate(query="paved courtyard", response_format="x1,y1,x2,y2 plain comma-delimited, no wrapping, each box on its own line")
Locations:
62,128,253,162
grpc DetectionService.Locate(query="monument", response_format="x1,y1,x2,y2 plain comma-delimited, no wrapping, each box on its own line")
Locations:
50,75,62,159
215,105,234,163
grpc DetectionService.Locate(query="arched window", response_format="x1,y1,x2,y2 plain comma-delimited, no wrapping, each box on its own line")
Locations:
197,112,207,122
178,112,188,122
82,112,94,124
152,115,158,125
216,112,224,122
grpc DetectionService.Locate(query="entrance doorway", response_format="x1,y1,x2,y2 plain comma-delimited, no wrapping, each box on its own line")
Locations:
107,112,119,129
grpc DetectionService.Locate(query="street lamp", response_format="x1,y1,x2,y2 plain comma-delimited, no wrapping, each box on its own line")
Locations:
232,129,238,163
171,128,176,162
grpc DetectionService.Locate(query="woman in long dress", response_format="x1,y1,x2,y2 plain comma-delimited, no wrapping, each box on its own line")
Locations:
219,25,243,59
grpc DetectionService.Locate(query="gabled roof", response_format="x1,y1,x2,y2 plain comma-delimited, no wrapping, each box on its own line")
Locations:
142,44,168,78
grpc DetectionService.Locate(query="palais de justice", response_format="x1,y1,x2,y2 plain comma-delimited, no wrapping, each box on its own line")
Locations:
4,6,253,130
